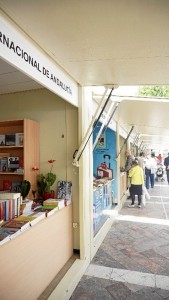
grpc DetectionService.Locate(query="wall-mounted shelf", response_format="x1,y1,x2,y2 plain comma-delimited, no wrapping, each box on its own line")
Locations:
0,119,39,198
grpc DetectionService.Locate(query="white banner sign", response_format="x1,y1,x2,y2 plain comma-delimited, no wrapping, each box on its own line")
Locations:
0,13,78,106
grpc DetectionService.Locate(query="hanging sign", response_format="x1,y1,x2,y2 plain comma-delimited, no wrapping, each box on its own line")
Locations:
0,12,78,106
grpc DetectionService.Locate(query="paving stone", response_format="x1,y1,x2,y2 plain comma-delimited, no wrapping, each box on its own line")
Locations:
70,182,169,299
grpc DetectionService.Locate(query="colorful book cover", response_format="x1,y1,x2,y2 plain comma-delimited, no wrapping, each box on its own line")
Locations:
8,157,19,171
15,133,24,146
33,205,58,217
0,229,10,246
4,200,9,221
11,181,21,193
8,199,13,220
27,211,46,225
0,157,8,172
2,219,30,231
0,227,21,245
57,181,72,201
0,134,5,146
3,180,12,191
15,215,36,222
5,134,16,146
41,205,57,210
0,201,5,220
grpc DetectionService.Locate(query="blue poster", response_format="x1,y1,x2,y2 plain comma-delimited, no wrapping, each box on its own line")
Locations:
93,123,117,235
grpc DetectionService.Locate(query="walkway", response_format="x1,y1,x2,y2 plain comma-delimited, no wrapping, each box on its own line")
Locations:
70,177,169,299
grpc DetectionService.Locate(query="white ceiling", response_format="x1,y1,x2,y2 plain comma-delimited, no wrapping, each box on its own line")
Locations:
0,59,42,94
1,0,169,154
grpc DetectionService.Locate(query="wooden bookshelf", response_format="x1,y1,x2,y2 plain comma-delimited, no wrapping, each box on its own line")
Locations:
0,119,39,198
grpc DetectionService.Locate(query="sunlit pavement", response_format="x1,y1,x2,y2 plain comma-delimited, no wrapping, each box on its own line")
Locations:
70,178,169,299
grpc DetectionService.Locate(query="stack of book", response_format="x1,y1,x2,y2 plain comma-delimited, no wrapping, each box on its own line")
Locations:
25,211,46,225
14,213,46,226
0,193,22,221
34,204,58,217
43,198,65,210
2,218,30,232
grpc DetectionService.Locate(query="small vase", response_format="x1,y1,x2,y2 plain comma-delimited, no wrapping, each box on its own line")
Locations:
50,190,55,199
43,191,51,200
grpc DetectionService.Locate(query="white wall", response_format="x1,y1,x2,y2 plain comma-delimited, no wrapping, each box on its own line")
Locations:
0,88,79,248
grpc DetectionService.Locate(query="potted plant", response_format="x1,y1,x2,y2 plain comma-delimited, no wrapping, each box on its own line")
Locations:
37,160,57,200
20,180,31,200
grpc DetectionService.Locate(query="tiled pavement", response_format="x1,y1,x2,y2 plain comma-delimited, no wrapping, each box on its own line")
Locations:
70,177,169,299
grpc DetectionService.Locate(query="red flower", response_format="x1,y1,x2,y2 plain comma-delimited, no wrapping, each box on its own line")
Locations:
48,160,56,164
48,159,56,172
32,167,39,171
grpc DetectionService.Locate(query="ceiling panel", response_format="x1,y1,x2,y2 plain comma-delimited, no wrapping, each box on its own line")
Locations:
1,0,169,86
1,0,169,153
0,58,42,94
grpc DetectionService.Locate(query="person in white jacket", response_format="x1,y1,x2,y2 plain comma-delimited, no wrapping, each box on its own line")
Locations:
144,153,157,189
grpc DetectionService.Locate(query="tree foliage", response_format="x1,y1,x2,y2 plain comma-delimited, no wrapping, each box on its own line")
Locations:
138,85,169,97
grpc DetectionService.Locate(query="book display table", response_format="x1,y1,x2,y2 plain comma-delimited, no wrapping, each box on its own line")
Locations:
93,179,114,236
0,204,73,300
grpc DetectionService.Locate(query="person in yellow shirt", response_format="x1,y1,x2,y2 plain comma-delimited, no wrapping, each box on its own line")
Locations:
128,160,144,208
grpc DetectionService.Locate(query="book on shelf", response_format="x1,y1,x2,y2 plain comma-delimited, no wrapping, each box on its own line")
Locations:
19,156,24,168
14,215,36,226
8,157,19,171
5,134,16,146
0,228,11,246
43,198,65,209
33,205,58,217
0,200,6,220
0,193,22,218
57,181,72,201
0,190,11,194
0,157,8,172
40,205,58,210
0,192,22,202
0,227,21,245
0,198,19,221
41,205,59,216
4,200,9,221
0,134,5,146
15,133,24,146
2,219,30,231
11,181,21,193
3,180,12,191
25,211,46,225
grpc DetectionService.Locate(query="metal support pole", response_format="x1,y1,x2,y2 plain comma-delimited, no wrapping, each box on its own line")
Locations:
138,141,143,150
116,125,135,159
93,102,119,150
72,87,114,166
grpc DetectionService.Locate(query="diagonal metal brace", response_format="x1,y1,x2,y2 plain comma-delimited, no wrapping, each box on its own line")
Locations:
72,87,114,167
116,125,135,159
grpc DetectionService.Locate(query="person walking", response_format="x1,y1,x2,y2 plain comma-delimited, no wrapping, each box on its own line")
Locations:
124,150,135,199
136,152,145,170
157,153,163,164
144,153,157,189
164,153,169,184
128,160,144,208
144,154,151,189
